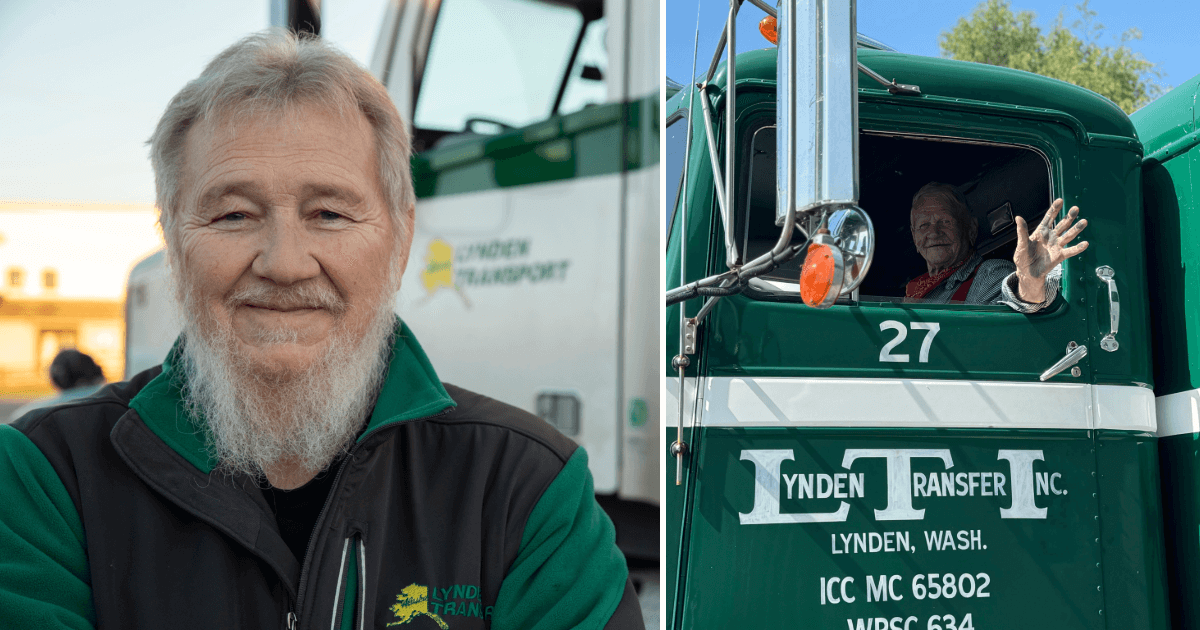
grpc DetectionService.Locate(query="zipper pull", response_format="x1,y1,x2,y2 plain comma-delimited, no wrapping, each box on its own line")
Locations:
287,611,298,630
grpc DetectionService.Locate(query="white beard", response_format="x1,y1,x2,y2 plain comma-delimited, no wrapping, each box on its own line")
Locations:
172,268,398,482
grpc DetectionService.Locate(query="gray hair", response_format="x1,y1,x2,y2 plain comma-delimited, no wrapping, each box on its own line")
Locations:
911,182,977,243
148,30,413,247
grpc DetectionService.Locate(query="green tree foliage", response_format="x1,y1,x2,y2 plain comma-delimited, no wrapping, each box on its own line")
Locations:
940,0,1164,113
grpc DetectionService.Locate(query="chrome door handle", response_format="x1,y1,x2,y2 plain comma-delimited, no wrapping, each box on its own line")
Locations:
1096,266,1119,352
1040,342,1088,381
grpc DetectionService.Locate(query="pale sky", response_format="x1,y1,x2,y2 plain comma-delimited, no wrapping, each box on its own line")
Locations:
0,0,390,300
0,0,389,205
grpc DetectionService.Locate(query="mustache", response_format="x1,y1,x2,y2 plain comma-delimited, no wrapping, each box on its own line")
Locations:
226,281,347,314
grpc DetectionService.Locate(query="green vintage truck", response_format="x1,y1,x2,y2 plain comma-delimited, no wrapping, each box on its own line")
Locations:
665,1,1200,628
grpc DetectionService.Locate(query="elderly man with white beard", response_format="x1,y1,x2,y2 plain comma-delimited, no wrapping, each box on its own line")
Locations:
0,31,643,630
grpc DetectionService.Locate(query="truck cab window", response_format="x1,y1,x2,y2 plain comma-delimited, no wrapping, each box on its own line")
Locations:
556,17,608,116
666,111,688,232
737,124,1053,306
412,0,597,151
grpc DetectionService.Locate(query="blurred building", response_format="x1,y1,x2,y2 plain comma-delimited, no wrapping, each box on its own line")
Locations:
0,202,162,396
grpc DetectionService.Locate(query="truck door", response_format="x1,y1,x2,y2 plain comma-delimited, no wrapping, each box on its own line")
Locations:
668,49,1166,629
1134,73,1200,630
375,0,660,512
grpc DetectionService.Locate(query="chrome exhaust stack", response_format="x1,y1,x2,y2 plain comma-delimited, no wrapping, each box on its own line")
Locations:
777,0,860,226
777,0,874,306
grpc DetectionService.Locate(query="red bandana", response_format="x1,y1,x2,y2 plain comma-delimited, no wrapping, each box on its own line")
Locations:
906,256,971,299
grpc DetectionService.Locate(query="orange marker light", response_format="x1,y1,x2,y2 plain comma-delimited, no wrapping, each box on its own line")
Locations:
759,16,778,45
799,240,845,308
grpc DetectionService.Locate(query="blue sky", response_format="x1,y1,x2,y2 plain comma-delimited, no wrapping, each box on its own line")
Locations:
666,0,1198,100
0,0,388,204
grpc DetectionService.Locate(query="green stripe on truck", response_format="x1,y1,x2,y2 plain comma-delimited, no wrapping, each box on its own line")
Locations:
412,93,660,199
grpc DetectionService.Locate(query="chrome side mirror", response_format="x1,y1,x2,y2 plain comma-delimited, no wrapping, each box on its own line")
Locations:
829,207,874,294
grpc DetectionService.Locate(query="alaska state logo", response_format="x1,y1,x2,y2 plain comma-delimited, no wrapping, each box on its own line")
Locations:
420,239,471,307
388,584,448,628
387,583,493,627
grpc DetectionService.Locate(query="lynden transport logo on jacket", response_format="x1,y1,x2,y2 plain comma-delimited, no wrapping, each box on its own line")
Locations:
388,583,489,628
0,320,644,629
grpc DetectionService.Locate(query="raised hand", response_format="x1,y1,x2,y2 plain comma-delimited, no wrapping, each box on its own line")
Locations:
1012,198,1088,304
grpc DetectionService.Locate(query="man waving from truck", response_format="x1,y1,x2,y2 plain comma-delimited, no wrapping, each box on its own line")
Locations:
906,182,1089,311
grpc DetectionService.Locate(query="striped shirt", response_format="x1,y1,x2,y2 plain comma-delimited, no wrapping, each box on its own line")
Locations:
917,251,1060,313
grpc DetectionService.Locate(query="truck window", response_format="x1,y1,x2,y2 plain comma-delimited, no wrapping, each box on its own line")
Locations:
666,110,687,232
556,17,608,116
737,122,1053,306
412,0,590,149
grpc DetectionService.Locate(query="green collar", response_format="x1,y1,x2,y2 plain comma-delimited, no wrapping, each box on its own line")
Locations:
128,318,456,474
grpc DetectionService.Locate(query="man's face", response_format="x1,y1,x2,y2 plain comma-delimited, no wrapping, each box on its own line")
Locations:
175,104,400,377
911,201,969,271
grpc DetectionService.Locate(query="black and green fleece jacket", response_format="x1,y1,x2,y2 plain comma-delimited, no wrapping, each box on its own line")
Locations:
0,321,642,630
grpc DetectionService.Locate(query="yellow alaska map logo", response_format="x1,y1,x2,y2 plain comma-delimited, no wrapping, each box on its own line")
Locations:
387,583,493,627
421,239,455,293
387,584,448,628
420,239,471,307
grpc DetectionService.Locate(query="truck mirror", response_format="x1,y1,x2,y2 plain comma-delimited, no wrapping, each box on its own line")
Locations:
828,206,874,294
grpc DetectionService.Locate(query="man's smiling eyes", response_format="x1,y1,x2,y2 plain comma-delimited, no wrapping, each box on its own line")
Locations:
209,209,349,224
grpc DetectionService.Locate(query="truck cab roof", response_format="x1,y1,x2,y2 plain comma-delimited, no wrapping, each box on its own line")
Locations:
1132,71,1200,158
671,47,1138,140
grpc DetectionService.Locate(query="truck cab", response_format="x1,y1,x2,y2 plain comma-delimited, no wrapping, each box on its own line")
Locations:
667,30,1170,629
369,0,660,567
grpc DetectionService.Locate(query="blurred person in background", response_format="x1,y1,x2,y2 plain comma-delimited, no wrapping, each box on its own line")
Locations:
0,30,641,630
7,349,107,422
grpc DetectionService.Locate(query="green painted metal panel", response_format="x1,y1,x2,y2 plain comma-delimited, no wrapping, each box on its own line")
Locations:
1145,76,1200,611
703,293,1090,382
1094,430,1171,630
1132,74,1199,159
674,426,1166,630
1134,77,1200,396
1159,432,1200,628
666,426,695,630
1077,144,1152,387
411,94,659,199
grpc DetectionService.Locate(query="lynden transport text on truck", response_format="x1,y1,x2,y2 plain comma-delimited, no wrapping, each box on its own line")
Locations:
667,0,1200,629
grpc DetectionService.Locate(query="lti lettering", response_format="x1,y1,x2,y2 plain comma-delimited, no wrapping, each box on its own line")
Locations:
738,448,1053,525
